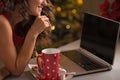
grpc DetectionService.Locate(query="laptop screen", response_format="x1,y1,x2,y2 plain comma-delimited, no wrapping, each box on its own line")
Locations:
80,12,119,65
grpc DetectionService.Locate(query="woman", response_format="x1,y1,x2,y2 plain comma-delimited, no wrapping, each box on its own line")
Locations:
0,0,55,79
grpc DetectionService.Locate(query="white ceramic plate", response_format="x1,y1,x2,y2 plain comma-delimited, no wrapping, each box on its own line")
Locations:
28,64,40,80
28,64,75,80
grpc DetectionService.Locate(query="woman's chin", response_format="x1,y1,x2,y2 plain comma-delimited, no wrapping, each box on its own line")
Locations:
35,12,41,16
29,13,41,17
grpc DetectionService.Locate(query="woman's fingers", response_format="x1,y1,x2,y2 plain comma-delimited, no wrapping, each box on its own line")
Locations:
30,16,51,35
40,16,51,27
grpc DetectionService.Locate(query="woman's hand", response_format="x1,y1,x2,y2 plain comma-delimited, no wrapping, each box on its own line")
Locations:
29,15,50,37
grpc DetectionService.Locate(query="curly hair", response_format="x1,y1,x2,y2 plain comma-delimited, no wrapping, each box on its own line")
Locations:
0,0,55,51
0,0,55,22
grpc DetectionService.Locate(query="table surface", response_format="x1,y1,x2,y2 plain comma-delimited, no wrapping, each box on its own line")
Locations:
5,39,120,80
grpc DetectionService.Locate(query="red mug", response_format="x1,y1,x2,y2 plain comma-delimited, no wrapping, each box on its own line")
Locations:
36,48,60,80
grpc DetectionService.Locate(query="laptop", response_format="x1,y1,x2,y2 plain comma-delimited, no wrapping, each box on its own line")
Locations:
60,12,120,77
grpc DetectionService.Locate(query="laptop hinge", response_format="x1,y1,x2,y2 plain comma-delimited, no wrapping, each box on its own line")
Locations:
77,48,111,67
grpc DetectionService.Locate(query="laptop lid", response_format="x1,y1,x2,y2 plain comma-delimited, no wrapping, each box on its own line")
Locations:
80,12,120,65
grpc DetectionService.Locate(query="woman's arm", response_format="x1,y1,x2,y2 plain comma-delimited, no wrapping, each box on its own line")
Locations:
0,15,50,76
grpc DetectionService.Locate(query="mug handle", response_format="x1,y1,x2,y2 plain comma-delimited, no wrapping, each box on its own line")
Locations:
36,54,44,72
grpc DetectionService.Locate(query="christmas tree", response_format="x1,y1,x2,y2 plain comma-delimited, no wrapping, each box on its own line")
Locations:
51,0,84,47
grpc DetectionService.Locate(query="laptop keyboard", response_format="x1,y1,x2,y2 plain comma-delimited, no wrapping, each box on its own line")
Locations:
78,56,104,71
62,50,105,71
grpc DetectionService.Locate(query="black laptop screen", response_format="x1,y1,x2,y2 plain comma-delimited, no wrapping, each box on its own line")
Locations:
80,13,119,65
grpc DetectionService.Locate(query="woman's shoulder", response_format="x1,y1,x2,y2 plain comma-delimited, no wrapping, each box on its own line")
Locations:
0,14,9,23
0,15,12,34
0,14,11,27
0,14,8,22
